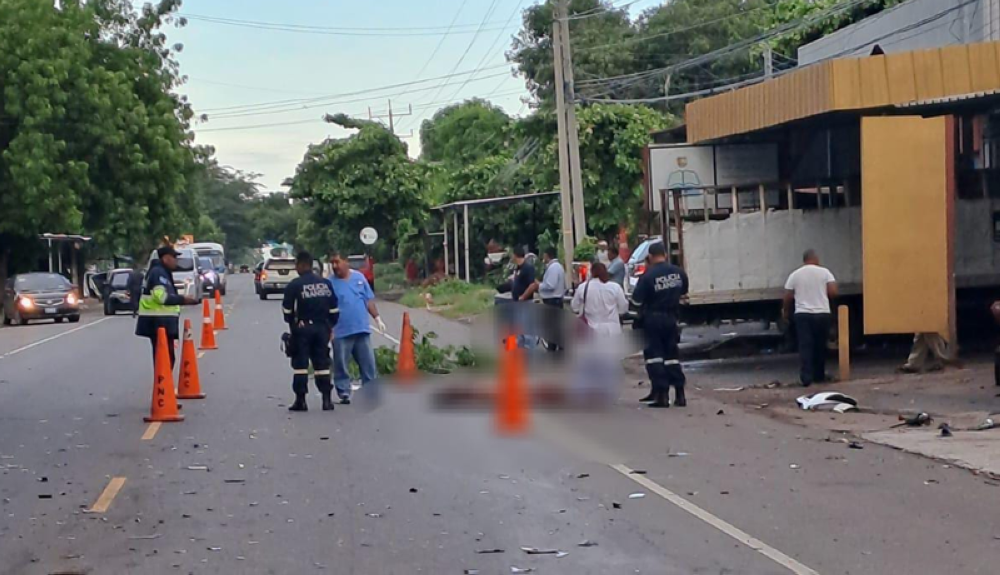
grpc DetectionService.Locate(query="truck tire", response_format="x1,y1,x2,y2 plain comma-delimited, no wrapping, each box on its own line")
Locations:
104,299,115,316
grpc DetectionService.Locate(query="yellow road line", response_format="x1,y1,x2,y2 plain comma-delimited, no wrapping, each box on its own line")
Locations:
87,477,126,514
141,422,161,441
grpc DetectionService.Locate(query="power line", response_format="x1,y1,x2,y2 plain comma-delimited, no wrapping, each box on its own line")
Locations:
180,13,517,37
424,0,504,106
198,64,512,114
407,0,474,84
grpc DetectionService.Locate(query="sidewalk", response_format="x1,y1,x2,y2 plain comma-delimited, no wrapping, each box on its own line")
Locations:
645,352,1000,476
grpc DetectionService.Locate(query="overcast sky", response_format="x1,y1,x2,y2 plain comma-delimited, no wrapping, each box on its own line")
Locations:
165,0,535,192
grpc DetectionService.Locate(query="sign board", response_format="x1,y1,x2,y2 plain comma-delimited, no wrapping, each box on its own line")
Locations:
360,227,379,245
647,143,779,212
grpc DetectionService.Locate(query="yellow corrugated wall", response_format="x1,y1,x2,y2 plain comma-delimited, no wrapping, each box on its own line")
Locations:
861,116,953,338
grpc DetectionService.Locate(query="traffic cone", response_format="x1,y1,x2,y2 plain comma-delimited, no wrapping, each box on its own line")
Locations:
177,319,206,400
396,312,417,382
145,327,184,422
199,299,217,350
496,335,529,434
213,290,228,331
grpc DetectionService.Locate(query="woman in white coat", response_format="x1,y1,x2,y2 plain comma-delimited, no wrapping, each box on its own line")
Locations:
570,262,629,405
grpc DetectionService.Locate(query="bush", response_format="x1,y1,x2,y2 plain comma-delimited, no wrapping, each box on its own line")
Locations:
375,262,407,291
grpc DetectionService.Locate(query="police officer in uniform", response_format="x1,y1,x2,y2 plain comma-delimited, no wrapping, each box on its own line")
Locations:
136,245,197,369
282,251,340,412
632,242,689,408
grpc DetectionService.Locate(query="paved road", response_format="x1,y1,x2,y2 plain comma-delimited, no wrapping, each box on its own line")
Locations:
1,275,998,574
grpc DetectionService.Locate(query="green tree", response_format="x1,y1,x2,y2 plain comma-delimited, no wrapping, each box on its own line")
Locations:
0,0,196,282
419,99,513,168
288,114,431,256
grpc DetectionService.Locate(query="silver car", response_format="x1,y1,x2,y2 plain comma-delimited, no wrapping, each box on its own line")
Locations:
147,248,202,302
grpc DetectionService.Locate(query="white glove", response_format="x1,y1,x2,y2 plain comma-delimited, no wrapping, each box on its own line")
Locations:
376,316,387,334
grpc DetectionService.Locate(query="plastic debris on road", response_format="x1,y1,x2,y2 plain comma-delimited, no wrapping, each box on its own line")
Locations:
510,567,535,574
578,540,598,547
796,392,858,413
939,423,953,437
521,547,561,555
899,412,932,427
715,387,746,392
477,549,505,554
186,465,209,471
974,418,996,431
628,493,646,499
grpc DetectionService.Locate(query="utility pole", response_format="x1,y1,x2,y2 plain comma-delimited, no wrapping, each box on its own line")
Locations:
763,44,774,78
368,99,413,136
552,0,588,284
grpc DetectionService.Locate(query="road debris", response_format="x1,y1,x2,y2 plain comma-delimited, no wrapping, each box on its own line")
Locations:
848,441,864,449
224,479,246,484
667,452,688,458
129,534,161,540
365,513,382,518
207,547,222,552
939,423,953,438
789,464,801,470
520,547,564,555
898,412,932,427
628,493,646,500
715,386,746,392
477,549,505,554
510,567,535,573
716,409,725,415
37,494,52,499
578,540,598,547
576,473,590,479
465,570,481,575
973,418,996,431
186,465,209,471
612,501,622,509
409,488,418,493
629,469,647,475
796,392,858,413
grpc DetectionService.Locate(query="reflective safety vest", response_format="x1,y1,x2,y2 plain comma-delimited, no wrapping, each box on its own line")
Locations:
138,263,182,318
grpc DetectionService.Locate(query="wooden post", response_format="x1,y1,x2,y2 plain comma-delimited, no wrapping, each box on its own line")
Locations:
838,305,851,381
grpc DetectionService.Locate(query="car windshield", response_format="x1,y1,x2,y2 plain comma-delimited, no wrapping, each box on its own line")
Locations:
348,258,365,270
175,257,195,272
16,274,71,291
198,257,214,271
197,249,225,271
628,240,662,265
110,273,130,289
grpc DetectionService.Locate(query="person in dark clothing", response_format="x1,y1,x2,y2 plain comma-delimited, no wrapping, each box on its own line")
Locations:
128,268,145,317
282,251,340,412
135,246,197,369
632,242,689,408
507,245,538,349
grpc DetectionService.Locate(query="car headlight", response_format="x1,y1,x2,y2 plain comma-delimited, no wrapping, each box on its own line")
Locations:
66,293,79,306
18,296,34,310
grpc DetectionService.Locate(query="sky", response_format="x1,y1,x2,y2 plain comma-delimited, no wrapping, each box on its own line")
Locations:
163,0,537,192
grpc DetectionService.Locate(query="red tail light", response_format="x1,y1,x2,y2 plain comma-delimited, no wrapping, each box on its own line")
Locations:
635,263,647,276
260,270,268,281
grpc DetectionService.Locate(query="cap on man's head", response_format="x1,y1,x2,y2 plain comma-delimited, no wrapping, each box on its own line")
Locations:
157,246,181,259
648,241,667,257
296,251,313,265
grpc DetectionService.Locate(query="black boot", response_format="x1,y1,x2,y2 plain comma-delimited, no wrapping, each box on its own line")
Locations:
288,395,308,412
673,386,687,407
322,392,335,411
639,388,656,403
648,387,670,408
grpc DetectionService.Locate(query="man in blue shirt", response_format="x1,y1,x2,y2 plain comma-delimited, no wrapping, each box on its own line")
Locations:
328,252,387,404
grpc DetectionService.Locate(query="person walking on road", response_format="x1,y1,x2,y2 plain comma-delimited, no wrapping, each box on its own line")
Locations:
328,251,386,405
135,246,197,370
783,249,838,387
571,261,629,403
632,242,689,408
521,247,566,352
282,251,340,412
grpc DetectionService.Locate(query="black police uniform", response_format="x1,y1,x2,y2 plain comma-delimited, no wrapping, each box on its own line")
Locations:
633,261,689,407
282,271,340,410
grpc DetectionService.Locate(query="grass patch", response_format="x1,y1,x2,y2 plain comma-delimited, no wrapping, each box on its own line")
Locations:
399,279,495,319
375,262,406,292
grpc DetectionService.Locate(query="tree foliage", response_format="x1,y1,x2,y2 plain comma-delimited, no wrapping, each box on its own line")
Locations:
419,99,513,168
0,0,196,279
287,114,431,256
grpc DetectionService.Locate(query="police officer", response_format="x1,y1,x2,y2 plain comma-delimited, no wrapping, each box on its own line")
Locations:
282,251,340,412
135,246,197,369
632,242,689,408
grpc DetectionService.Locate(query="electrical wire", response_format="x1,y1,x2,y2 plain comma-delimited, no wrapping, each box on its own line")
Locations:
180,13,517,37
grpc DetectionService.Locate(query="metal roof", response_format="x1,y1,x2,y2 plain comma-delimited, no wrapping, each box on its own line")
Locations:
431,191,560,211
895,88,1000,108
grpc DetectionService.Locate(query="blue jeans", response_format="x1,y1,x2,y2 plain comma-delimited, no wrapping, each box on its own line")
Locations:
333,333,378,398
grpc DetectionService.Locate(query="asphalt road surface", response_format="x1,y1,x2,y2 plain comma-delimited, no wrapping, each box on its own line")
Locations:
2,275,998,574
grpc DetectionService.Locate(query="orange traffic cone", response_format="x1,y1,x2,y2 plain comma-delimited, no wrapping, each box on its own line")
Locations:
199,299,217,350
177,319,206,400
145,327,184,422
396,312,417,382
213,290,227,331
496,335,529,434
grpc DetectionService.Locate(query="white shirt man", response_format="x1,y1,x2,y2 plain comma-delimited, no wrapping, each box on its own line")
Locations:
783,250,838,387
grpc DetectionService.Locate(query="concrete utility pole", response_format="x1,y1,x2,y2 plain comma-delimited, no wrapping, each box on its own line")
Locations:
763,44,774,78
552,0,588,285
368,100,413,136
